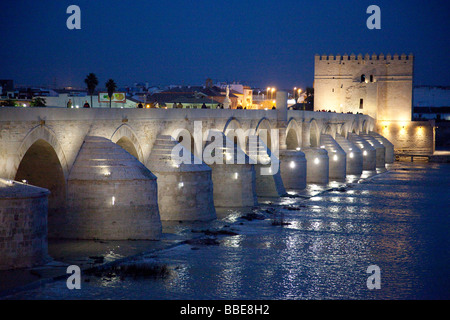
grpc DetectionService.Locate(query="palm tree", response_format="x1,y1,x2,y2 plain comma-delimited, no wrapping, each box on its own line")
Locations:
105,79,117,108
84,73,99,108
30,97,46,107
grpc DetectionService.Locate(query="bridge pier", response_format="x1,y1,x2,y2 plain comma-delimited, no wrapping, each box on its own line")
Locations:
347,133,377,171
334,135,363,176
302,147,329,184
369,132,395,163
247,136,287,198
320,134,347,181
279,150,307,190
147,135,216,221
359,134,386,168
205,133,258,207
64,136,162,240
0,179,50,270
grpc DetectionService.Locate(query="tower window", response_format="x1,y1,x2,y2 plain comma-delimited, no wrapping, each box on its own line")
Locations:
370,75,374,82
361,74,366,83
359,99,364,109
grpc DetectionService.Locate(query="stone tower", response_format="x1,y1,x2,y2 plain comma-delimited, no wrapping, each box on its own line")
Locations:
313,53,414,122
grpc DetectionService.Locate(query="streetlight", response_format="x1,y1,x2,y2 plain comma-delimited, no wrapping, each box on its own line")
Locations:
267,87,271,100
271,87,275,100
293,87,297,100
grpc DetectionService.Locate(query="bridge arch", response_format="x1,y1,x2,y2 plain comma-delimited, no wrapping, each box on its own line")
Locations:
362,119,373,134
285,118,301,149
111,124,144,162
336,123,345,138
350,121,359,134
255,117,273,150
223,117,242,134
16,125,69,179
309,119,321,147
15,126,68,237
223,117,245,150
324,124,335,138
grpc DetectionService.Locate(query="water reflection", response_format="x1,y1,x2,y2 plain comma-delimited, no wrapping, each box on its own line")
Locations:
5,162,450,300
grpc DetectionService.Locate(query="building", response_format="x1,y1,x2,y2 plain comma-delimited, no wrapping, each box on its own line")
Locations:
413,86,450,120
314,53,436,155
228,83,254,109
148,85,238,109
314,53,414,121
0,86,138,108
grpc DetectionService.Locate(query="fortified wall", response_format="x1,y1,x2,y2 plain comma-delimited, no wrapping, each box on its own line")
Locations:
314,53,434,154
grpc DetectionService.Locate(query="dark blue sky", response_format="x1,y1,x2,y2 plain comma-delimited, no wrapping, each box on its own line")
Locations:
1,0,449,89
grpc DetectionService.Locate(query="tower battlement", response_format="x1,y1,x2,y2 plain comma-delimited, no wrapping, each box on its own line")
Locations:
315,53,414,62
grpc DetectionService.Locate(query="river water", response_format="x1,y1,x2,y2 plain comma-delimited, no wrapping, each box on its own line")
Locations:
3,162,450,300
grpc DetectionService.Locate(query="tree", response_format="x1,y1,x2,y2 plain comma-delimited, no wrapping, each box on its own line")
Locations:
105,79,117,108
84,73,99,108
0,99,17,107
304,87,314,111
30,97,46,107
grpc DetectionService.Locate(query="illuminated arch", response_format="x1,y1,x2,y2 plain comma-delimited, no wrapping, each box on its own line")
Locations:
110,124,144,162
309,119,321,147
350,121,359,134
255,117,273,150
15,125,69,179
15,127,68,238
285,118,302,149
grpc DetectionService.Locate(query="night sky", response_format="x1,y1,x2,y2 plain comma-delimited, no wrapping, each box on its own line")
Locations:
1,0,449,90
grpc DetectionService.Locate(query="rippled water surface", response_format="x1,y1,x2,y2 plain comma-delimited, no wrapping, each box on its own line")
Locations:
4,162,450,299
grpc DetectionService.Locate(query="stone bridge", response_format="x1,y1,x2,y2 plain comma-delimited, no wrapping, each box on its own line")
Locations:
0,97,393,270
